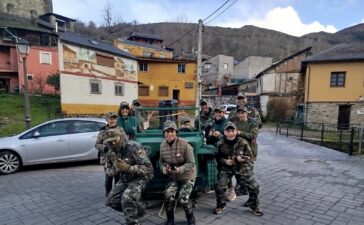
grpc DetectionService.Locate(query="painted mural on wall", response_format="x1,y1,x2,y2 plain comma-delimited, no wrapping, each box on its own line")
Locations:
63,44,137,81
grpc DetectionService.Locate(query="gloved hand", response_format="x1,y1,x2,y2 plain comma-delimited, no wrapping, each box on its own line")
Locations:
102,144,109,153
116,159,130,172
237,155,250,163
109,151,117,161
167,166,180,174
223,159,234,166
106,167,117,177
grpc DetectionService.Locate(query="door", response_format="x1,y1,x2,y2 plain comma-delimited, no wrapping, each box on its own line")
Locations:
338,105,351,130
173,89,180,102
68,120,105,159
23,121,70,162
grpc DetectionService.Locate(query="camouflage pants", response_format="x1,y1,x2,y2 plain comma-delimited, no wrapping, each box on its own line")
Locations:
104,168,119,197
164,179,195,214
106,178,147,225
215,166,260,209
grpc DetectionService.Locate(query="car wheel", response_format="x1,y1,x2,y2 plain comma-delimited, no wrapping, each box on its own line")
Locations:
0,151,21,175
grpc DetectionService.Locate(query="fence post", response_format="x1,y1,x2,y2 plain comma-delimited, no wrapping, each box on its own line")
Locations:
348,127,355,156
359,124,363,155
320,123,325,146
276,119,280,134
286,121,289,137
300,122,304,141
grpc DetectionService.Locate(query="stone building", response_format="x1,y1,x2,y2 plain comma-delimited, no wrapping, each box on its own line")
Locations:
0,0,53,19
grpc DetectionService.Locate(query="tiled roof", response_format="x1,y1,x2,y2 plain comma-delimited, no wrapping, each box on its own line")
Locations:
128,32,163,41
304,43,364,63
119,39,170,52
0,13,53,34
60,32,136,60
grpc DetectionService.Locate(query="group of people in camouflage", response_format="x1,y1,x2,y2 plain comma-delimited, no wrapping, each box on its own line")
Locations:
94,93,263,225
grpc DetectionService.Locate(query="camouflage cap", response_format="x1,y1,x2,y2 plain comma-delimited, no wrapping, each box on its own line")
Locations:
132,99,140,106
237,106,248,112
119,101,130,109
181,116,190,124
224,121,237,130
214,105,225,112
105,128,123,142
106,112,118,119
237,92,246,98
163,121,178,132
200,99,207,105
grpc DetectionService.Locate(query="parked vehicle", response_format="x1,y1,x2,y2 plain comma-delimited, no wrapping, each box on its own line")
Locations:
221,104,236,118
0,118,106,175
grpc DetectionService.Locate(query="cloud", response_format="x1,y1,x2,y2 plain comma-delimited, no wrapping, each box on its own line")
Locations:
216,6,337,36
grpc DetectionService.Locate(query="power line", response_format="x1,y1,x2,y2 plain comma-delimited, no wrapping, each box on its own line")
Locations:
165,24,198,48
203,0,230,22
205,0,238,25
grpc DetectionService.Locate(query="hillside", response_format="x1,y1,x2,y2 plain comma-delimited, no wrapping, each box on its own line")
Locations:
0,94,60,136
74,22,364,61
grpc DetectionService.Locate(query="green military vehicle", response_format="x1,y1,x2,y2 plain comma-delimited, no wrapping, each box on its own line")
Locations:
134,102,217,200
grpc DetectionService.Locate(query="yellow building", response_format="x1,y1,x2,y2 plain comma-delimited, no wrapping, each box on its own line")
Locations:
303,43,364,126
114,32,197,106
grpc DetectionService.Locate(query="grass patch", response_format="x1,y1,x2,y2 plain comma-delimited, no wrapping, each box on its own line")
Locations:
0,93,60,137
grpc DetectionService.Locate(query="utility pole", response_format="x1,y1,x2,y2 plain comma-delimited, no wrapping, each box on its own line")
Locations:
195,19,203,109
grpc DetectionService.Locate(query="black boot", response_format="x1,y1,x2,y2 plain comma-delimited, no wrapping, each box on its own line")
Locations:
165,211,174,225
186,212,196,225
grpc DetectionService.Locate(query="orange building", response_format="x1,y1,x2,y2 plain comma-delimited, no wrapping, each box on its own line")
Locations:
303,43,364,126
114,32,197,106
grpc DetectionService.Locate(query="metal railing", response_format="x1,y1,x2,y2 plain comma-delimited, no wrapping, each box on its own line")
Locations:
276,119,364,155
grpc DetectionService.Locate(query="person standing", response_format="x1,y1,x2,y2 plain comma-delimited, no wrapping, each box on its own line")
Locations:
205,105,227,147
159,121,197,225
117,101,138,140
194,99,214,131
105,128,154,225
95,112,126,197
213,122,263,216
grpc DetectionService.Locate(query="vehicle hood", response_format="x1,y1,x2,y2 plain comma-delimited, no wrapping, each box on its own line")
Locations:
0,136,19,146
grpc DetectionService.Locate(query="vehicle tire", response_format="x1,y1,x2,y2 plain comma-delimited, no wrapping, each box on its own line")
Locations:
0,151,21,175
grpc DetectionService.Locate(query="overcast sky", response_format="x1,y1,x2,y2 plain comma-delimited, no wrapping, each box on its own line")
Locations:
53,0,364,37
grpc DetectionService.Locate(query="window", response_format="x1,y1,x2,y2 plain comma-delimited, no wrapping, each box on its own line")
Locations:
114,83,124,96
159,86,169,96
330,72,345,87
40,52,51,64
30,10,37,18
37,121,69,137
185,82,194,89
139,62,148,72
223,63,228,70
143,51,153,57
27,74,33,80
71,121,105,133
139,86,149,96
178,64,186,73
96,53,114,67
90,79,101,94
7,4,14,14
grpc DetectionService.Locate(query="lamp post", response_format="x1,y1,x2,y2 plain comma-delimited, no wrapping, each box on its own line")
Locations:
16,38,31,129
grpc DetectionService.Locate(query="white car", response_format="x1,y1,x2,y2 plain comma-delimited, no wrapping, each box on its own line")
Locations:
222,104,237,118
0,118,106,175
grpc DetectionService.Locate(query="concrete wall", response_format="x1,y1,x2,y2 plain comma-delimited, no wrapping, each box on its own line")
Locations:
306,102,364,124
0,0,52,19
232,56,272,80
202,55,234,86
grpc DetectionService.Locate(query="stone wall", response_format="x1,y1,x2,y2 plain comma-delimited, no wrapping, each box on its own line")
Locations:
306,102,364,124
0,0,52,19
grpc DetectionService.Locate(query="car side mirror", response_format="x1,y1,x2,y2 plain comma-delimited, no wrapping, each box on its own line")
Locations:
33,131,40,138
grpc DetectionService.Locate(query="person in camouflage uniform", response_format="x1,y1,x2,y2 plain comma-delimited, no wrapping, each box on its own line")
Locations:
226,92,262,199
159,121,197,225
205,105,228,147
104,129,154,225
194,99,214,131
95,112,127,197
228,92,262,128
130,99,147,132
117,101,139,140
213,122,263,216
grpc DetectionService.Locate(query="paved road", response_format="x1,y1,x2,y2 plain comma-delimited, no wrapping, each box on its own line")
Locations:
1,130,364,225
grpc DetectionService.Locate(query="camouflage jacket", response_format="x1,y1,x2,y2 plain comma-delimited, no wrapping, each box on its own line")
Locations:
216,137,254,170
105,140,154,182
228,104,262,128
95,126,126,153
236,118,259,158
194,107,214,130
205,117,228,147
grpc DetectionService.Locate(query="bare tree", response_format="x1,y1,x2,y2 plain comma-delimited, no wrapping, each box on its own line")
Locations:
169,13,190,23
103,2,113,28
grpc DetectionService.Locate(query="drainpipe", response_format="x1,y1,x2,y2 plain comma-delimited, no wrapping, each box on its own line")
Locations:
305,65,310,123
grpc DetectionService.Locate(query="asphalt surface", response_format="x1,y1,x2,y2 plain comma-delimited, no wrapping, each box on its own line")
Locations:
1,129,364,225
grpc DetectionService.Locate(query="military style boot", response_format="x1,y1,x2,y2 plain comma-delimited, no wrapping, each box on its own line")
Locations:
165,210,174,225
186,211,196,225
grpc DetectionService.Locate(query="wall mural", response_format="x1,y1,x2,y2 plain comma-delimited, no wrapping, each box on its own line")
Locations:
63,44,137,81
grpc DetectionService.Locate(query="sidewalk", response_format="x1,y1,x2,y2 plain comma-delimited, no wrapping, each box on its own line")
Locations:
0,130,363,225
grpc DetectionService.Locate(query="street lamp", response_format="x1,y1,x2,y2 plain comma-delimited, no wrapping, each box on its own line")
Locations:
16,38,31,129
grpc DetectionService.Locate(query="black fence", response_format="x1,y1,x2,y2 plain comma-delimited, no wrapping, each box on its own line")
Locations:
276,120,364,155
